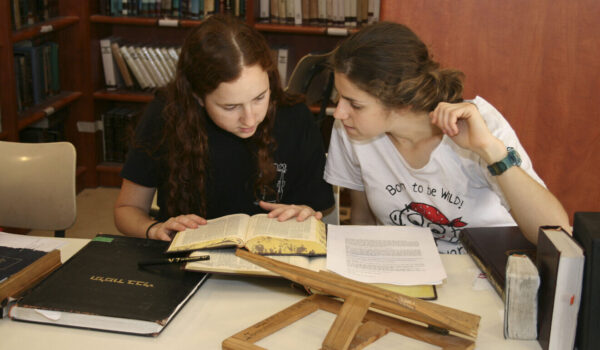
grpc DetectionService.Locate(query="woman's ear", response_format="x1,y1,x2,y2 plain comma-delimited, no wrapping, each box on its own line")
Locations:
193,93,205,107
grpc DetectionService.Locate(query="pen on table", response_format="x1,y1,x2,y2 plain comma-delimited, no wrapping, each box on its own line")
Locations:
137,255,210,267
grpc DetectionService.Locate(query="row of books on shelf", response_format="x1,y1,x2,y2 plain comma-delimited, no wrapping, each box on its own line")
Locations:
100,36,292,91
101,105,142,163
258,0,380,27
460,212,600,350
13,40,61,112
98,0,247,19
100,36,181,90
10,0,59,30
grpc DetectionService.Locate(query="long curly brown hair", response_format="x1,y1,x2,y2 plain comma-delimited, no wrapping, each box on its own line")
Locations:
160,14,301,218
333,21,465,112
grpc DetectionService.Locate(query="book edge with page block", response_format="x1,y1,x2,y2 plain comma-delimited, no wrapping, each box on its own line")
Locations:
503,254,539,340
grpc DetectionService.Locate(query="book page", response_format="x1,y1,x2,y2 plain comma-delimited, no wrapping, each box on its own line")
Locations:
168,214,250,252
185,249,324,275
246,214,317,240
245,214,326,255
326,225,447,285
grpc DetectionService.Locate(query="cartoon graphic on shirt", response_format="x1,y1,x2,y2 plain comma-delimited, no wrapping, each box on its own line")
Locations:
274,162,287,201
389,202,467,243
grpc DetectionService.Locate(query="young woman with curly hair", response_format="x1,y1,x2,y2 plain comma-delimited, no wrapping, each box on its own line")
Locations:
115,15,333,241
324,22,569,254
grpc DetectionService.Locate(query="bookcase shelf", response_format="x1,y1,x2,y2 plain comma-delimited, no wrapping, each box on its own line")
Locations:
93,89,154,103
17,91,82,130
12,16,79,43
0,0,91,192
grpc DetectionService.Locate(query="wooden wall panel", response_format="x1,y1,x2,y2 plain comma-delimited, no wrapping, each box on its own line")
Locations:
380,0,600,222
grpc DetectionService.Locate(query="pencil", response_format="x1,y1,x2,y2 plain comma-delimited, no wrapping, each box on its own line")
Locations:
137,255,210,267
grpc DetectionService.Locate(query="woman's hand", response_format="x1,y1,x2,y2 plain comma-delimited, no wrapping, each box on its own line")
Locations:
430,102,505,163
259,201,323,222
147,214,207,241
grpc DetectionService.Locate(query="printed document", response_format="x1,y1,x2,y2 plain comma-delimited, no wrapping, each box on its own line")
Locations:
326,225,447,285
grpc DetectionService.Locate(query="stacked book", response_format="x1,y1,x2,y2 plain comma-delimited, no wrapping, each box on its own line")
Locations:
98,0,247,19
10,0,59,30
100,37,180,91
13,40,61,111
258,0,380,27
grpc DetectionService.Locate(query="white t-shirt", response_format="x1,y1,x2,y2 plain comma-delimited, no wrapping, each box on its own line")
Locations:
324,96,545,254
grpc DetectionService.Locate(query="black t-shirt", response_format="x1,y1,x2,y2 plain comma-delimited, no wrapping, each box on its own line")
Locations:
121,97,334,221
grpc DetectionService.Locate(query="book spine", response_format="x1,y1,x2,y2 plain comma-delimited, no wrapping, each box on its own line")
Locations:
49,42,60,94
100,38,119,88
460,234,504,298
119,45,148,89
317,0,326,25
130,46,156,88
110,42,135,88
293,0,302,25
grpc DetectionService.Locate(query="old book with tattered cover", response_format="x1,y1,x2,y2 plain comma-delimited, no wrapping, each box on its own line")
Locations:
168,213,326,256
460,226,536,299
9,235,208,336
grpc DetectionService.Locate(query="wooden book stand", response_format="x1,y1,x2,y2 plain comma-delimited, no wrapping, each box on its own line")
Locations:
222,249,481,350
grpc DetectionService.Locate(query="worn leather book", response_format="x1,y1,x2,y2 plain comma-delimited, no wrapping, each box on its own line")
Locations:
536,226,584,350
0,244,61,317
167,213,326,256
9,234,207,336
459,226,536,299
573,212,600,350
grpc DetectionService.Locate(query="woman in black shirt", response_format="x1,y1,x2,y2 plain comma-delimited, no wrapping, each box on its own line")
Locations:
114,15,333,241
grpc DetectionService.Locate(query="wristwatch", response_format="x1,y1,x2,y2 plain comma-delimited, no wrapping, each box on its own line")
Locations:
487,147,522,176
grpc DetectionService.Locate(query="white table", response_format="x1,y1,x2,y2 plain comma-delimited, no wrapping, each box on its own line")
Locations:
0,237,541,350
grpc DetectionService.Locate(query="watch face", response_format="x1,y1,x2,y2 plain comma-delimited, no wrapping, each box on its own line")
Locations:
488,147,521,175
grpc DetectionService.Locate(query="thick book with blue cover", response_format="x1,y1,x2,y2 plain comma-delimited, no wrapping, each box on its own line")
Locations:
9,234,208,336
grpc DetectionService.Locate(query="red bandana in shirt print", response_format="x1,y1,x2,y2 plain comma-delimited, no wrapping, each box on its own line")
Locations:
390,202,467,243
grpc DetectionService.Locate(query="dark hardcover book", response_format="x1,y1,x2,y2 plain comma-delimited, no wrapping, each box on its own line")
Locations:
536,226,584,350
0,246,61,317
13,42,46,105
0,247,46,282
48,41,60,94
9,235,208,336
459,226,536,299
573,212,600,350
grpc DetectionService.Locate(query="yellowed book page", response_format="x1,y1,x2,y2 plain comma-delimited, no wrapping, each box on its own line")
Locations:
185,250,324,275
167,214,250,252
371,283,437,300
245,214,326,255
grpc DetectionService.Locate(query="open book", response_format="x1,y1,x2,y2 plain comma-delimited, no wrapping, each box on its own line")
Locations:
167,213,326,255
185,249,437,300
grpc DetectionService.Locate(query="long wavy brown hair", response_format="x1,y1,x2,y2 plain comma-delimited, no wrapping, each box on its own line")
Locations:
333,21,464,112
160,14,301,218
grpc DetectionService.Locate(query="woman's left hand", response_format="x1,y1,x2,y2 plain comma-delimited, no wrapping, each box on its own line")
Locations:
259,201,323,222
430,102,501,160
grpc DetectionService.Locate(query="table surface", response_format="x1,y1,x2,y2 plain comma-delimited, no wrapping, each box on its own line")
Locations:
0,237,541,350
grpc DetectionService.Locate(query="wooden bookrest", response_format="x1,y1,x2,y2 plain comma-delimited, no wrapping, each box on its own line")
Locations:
222,249,481,350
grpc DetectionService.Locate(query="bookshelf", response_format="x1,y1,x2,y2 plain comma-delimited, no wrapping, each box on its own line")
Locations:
1,1,364,189
87,0,358,187
0,0,92,192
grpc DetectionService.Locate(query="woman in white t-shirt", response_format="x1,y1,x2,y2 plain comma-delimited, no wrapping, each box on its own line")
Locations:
324,22,569,253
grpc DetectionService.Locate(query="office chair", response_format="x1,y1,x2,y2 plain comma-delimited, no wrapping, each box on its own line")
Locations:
286,51,336,128
0,141,77,237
